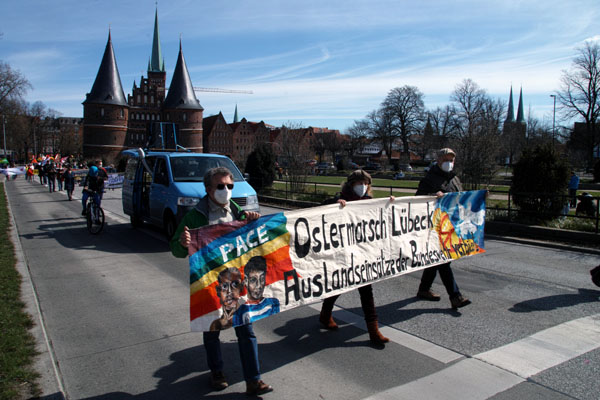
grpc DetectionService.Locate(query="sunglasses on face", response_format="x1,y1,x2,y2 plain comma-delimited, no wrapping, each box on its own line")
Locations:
216,184,234,190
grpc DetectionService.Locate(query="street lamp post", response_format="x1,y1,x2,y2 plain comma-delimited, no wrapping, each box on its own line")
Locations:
2,115,6,158
550,94,556,146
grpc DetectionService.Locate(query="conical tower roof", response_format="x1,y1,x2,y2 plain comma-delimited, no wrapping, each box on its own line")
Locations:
148,8,165,73
516,87,525,123
83,31,127,106
164,41,203,110
505,86,514,122
233,104,239,123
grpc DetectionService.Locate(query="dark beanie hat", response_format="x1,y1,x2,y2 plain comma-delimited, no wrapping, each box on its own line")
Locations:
347,169,372,185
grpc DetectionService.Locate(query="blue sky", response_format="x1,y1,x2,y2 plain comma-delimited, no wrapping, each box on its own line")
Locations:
2,0,599,131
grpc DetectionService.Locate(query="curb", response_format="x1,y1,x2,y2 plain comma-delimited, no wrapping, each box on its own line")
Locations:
4,182,67,400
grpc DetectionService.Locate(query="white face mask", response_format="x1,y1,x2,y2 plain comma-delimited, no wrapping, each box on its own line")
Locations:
440,161,454,173
213,188,232,204
353,184,368,197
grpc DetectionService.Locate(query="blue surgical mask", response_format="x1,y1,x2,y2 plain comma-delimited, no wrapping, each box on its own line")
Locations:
440,161,454,173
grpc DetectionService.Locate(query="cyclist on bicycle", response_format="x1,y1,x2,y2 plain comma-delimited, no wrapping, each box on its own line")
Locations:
81,163,107,216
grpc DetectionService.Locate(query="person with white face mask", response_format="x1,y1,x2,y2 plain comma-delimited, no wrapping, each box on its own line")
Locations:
170,167,273,396
414,148,471,309
318,169,390,345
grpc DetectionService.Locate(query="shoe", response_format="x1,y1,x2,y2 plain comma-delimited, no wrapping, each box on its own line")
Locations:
319,310,338,330
81,210,86,216
367,321,389,345
246,380,273,396
417,290,441,301
450,295,471,309
209,371,228,391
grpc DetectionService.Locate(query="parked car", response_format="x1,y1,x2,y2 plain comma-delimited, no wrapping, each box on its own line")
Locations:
364,162,382,171
398,163,412,172
348,161,360,169
121,149,259,238
316,162,336,174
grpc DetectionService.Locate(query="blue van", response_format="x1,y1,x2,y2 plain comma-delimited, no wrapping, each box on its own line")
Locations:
121,149,259,238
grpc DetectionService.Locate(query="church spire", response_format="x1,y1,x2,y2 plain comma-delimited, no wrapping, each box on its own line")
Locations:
163,40,203,110
83,30,127,106
233,104,239,123
148,7,165,73
516,87,525,123
505,86,515,123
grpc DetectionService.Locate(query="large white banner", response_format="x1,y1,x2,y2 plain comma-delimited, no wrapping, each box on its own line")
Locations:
188,190,486,332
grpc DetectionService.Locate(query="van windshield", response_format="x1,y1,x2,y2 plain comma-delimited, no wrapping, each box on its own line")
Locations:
169,156,244,182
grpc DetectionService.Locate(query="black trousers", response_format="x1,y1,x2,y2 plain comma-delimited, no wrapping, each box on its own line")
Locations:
418,262,461,298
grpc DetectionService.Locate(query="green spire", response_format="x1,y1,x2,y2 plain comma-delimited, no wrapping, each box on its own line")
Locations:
149,8,165,73
233,104,239,123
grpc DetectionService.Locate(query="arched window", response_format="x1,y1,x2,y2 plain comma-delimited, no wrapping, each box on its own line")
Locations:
100,108,105,117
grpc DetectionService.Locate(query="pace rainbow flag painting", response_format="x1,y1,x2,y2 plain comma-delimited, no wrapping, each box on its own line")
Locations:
188,190,486,332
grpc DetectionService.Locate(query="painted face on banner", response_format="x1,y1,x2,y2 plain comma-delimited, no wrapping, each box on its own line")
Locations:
246,270,266,301
217,273,242,312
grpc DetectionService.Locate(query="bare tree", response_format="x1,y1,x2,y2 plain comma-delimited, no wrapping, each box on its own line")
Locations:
344,119,369,159
365,108,396,169
556,41,600,167
274,121,313,192
381,85,425,161
0,61,32,111
448,79,502,188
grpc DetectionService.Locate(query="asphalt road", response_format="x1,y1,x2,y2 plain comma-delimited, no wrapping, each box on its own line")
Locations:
5,178,600,400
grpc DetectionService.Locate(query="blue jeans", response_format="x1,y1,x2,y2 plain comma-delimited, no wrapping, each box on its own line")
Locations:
47,177,55,192
81,191,101,212
418,262,461,298
203,323,260,382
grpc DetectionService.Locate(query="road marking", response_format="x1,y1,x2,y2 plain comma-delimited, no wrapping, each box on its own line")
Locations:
363,313,600,400
475,314,600,378
308,304,463,364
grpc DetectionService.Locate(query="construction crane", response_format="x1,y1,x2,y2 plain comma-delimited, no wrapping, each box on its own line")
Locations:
193,87,253,94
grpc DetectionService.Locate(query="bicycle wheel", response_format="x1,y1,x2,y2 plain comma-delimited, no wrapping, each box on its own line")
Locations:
87,204,105,234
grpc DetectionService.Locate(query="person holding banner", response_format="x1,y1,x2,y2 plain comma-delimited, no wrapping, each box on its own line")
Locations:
170,167,273,396
415,148,471,309
318,169,390,345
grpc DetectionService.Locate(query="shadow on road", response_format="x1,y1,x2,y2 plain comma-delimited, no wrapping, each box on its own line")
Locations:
509,288,600,312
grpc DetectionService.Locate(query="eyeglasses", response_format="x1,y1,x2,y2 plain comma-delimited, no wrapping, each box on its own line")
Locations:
216,184,234,190
217,280,241,292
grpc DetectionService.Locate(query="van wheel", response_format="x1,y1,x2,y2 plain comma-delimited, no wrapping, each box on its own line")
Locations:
164,213,177,240
130,215,143,228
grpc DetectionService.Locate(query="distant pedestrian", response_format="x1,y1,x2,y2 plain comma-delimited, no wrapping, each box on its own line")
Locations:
568,171,580,208
63,165,75,201
415,148,471,309
45,161,57,192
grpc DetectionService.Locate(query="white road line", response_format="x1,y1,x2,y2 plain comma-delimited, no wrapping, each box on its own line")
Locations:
475,314,600,378
308,304,464,364
363,313,600,400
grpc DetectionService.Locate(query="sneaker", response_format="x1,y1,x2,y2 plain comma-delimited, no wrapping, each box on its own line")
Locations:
209,371,228,391
416,290,441,301
450,295,471,309
246,380,273,396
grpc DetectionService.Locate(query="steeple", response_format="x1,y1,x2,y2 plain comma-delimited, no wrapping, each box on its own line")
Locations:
505,86,515,123
149,8,165,73
233,104,239,123
83,31,127,106
163,41,203,110
516,87,525,123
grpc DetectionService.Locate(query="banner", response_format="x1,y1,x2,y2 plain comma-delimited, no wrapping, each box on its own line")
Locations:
188,190,486,332
105,173,124,189
1,166,26,176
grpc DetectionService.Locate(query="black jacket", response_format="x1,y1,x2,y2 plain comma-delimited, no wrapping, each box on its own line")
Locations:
416,164,462,195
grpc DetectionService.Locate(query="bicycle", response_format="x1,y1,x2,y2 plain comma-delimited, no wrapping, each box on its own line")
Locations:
84,189,105,234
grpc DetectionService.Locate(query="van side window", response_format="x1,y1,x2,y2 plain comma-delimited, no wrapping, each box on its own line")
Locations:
125,158,138,180
154,158,169,186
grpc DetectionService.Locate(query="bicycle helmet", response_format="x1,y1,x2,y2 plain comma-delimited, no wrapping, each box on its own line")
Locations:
88,165,99,177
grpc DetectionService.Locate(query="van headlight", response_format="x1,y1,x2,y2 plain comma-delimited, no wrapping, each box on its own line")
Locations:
246,195,258,205
177,197,199,206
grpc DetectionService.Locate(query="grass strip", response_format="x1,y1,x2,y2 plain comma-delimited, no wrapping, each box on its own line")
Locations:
0,182,40,399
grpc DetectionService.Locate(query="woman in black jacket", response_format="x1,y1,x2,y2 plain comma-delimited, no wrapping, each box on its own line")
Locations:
318,169,389,345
